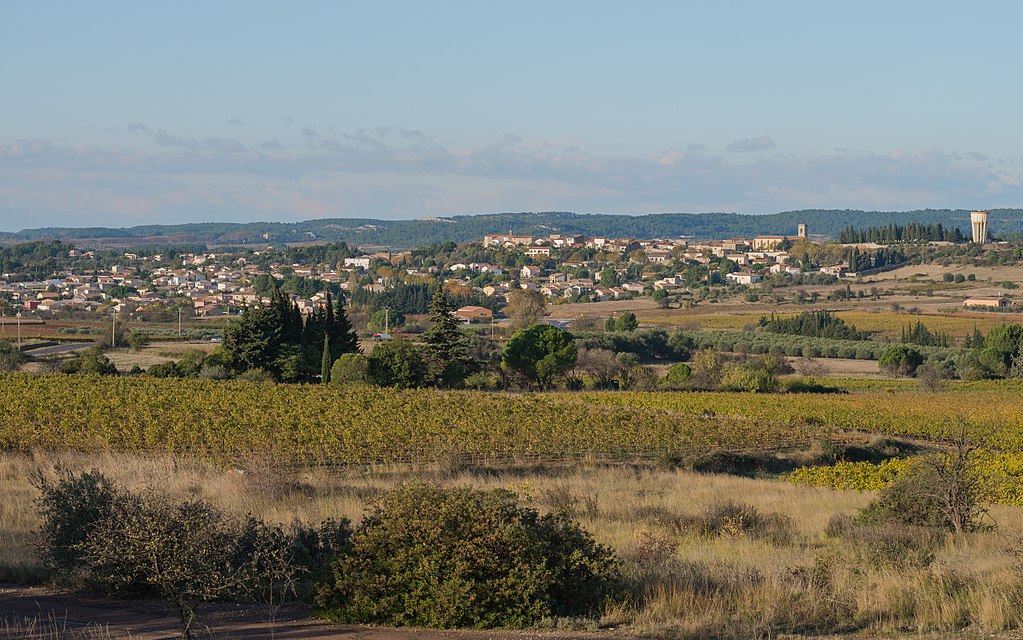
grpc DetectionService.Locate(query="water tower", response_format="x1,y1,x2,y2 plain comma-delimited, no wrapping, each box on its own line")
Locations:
970,211,990,244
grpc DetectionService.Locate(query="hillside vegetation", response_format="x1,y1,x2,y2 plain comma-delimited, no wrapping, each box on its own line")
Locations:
8,208,1023,247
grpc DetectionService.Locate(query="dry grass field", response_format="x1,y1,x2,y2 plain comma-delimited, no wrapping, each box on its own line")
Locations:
4,451,1023,637
638,308,1023,339
872,262,1023,284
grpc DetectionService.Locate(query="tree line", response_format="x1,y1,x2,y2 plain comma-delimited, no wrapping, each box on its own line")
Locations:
838,222,966,244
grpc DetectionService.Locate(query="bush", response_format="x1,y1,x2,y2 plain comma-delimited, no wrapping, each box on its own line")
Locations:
58,348,118,375
664,362,691,387
35,470,332,638
858,436,991,535
692,500,794,545
721,364,778,393
35,468,119,576
837,522,942,568
314,483,619,628
237,368,274,383
330,353,369,385
367,339,428,388
878,344,923,376
0,340,27,372
857,464,950,529
198,364,229,380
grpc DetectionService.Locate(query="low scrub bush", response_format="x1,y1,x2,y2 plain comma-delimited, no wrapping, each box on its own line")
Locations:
35,470,349,639
699,500,794,545
835,521,943,568
314,482,620,628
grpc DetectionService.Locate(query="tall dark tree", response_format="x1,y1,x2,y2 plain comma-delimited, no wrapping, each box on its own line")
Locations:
420,289,474,387
321,334,332,383
328,292,360,359
224,281,287,374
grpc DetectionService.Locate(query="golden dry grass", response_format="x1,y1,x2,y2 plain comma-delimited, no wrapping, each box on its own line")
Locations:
5,451,1023,637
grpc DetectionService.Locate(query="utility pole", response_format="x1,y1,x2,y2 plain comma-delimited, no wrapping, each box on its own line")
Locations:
111,308,116,347
16,312,22,346
177,307,182,338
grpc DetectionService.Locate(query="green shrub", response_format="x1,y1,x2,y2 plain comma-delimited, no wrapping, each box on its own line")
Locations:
802,345,821,358
720,364,778,393
367,339,428,388
854,345,874,360
330,353,369,385
58,348,118,375
0,340,27,372
878,344,924,376
237,368,274,383
664,362,691,386
35,468,119,576
314,482,619,628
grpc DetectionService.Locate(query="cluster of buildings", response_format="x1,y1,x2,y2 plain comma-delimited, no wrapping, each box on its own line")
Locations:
0,222,844,323
473,226,819,302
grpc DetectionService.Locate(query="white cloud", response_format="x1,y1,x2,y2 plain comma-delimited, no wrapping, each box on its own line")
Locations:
0,126,1019,229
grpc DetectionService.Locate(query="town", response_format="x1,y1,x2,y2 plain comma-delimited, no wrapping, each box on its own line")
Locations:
4,217,1011,335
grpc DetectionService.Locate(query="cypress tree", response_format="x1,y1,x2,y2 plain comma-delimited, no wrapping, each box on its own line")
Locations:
321,334,331,383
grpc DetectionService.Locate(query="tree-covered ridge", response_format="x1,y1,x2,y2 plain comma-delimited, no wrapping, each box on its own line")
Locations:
9,209,1023,248
837,222,967,244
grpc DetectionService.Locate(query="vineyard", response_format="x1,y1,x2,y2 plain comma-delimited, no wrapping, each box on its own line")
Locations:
586,381,1023,448
788,454,1023,506
0,373,825,464
4,373,1023,491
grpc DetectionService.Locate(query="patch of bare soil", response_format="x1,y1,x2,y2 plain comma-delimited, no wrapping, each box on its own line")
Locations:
0,586,617,640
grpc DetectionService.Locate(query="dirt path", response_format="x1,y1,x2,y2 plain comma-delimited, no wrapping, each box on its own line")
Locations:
0,585,616,640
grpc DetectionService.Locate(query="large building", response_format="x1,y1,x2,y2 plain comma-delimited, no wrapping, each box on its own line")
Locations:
971,210,990,244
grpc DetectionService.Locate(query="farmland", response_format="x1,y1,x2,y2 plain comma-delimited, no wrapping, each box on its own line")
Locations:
639,308,1023,338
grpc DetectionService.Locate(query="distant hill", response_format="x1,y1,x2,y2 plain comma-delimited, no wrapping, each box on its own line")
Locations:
7,209,1023,248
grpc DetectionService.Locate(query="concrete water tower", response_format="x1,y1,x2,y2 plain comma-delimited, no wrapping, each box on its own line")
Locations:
970,211,990,244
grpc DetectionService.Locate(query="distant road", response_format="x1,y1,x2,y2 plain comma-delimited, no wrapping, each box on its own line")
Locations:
24,342,94,357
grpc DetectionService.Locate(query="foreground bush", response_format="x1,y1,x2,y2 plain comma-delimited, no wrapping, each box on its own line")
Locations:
315,482,620,628
35,468,118,575
35,470,348,639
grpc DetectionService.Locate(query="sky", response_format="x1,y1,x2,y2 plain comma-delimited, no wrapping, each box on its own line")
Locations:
2,0,1022,231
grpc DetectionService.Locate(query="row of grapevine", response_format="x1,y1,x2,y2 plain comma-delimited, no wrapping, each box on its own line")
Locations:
0,373,826,464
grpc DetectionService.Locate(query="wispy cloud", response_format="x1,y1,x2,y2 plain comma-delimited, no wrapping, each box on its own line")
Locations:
0,125,1020,230
726,136,776,153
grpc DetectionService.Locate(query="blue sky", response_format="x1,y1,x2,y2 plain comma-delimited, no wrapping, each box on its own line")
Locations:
1,0,1021,230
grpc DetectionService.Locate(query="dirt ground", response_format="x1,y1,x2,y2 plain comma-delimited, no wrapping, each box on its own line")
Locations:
789,357,884,378
0,586,615,640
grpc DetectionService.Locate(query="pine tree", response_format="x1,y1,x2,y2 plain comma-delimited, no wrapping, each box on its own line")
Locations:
329,293,360,358
421,289,474,387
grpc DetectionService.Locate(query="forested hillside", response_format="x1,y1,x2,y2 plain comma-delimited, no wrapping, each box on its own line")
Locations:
7,208,1023,248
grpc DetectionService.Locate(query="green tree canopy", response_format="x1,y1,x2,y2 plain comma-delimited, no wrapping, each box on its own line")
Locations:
420,289,475,387
367,339,428,389
501,324,577,388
